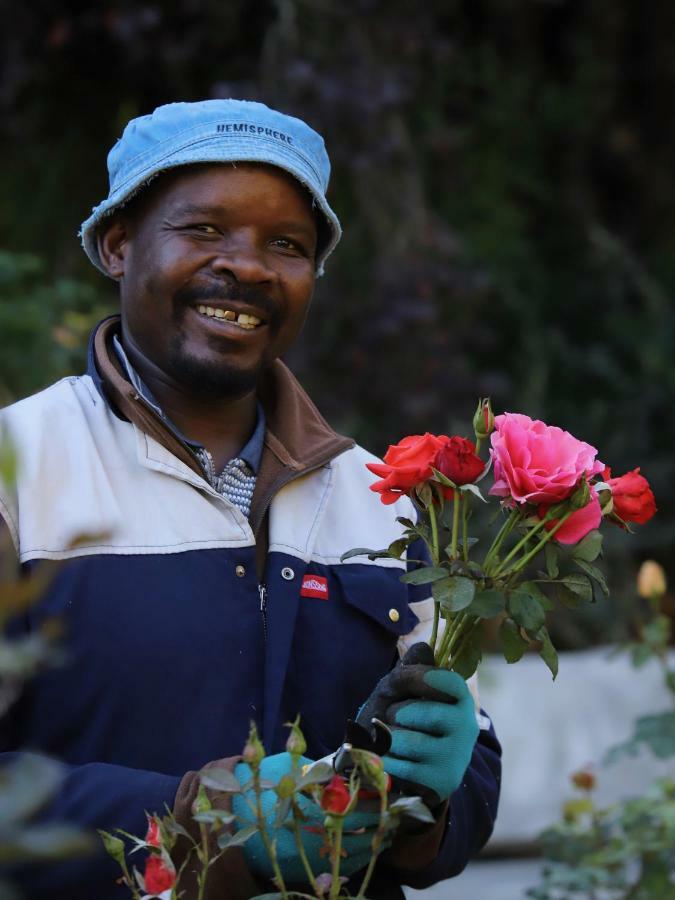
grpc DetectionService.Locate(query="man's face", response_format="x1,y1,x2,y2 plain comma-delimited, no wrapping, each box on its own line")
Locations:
106,163,318,398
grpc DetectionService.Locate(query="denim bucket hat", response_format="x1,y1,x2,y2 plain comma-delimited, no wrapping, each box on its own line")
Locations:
79,99,341,277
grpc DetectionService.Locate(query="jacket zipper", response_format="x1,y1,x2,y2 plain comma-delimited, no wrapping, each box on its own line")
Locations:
258,583,268,643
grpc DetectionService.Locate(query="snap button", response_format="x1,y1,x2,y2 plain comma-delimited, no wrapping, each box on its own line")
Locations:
388,608,400,623
281,567,295,581
235,565,246,578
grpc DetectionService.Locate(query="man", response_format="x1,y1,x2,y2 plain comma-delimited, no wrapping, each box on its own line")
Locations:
0,100,500,898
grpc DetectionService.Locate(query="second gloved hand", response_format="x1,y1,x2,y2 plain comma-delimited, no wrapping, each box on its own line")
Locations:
356,642,479,808
232,752,381,884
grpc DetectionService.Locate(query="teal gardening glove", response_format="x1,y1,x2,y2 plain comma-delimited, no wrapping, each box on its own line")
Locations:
232,752,382,884
355,642,479,808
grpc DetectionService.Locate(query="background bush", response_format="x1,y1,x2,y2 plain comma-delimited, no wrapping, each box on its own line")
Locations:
1,1,672,645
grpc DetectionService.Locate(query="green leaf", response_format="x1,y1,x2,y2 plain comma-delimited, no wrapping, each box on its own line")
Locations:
296,761,334,789
388,796,435,823
396,517,415,529
573,559,609,596
434,575,476,612
458,483,487,502
415,482,433,507
545,542,559,578
560,573,593,603
399,566,448,585
217,824,259,850
273,796,292,830
200,767,242,793
451,628,482,679
571,530,603,562
466,589,505,619
508,589,546,635
521,580,554,611
387,538,410,559
98,830,126,865
192,809,236,826
500,617,529,663
553,581,582,608
430,467,456,489
631,712,675,759
340,547,379,561
536,626,559,680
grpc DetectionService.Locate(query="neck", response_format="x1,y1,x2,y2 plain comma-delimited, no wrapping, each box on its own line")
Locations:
122,338,258,471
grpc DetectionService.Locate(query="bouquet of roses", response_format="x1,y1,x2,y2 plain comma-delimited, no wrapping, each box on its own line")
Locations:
343,400,656,679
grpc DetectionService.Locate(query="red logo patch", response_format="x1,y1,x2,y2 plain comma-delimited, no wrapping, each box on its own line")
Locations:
301,574,329,600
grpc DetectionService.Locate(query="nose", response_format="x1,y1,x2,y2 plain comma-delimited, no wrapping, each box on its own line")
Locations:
209,234,275,284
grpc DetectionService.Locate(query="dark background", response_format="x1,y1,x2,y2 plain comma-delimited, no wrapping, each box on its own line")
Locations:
1,0,673,646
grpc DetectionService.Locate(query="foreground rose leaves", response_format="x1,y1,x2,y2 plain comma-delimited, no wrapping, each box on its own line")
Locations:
366,433,448,504
605,467,657,525
321,774,351,814
434,436,484,487
490,413,604,505
144,853,176,894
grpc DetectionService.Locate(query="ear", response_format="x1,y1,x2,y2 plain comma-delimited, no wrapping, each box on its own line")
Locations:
97,216,130,279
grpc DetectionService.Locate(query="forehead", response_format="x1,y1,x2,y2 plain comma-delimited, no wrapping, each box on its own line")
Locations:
130,162,316,223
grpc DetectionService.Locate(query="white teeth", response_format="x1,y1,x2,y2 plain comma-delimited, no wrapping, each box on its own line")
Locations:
196,306,261,328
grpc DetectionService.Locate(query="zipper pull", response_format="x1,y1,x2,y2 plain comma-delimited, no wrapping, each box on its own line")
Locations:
258,583,267,613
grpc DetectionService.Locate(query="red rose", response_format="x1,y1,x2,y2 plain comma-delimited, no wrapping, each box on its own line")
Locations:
606,468,656,525
434,436,484,487
321,774,351,814
366,433,447,505
144,853,176,894
145,815,161,848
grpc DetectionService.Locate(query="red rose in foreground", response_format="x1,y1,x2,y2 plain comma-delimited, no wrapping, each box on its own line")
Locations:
434,436,484,487
366,433,447,504
144,853,176,894
145,815,161,848
321,774,351,814
606,467,656,525
538,489,602,545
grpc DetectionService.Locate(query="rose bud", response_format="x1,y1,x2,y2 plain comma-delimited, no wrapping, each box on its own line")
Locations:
242,726,265,767
320,775,351,814
571,768,596,792
276,774,296,800
606,468,657,525
144,814,162,848
637,560,667,599
144,853,176,893
473,398,495,440
568,478,591,510
434,436,485,487
285,718,307,757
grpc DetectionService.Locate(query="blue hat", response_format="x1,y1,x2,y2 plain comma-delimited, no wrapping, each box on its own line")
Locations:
80,99,341,277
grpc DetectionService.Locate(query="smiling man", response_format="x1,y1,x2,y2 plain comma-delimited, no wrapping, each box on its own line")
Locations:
0,100,500,899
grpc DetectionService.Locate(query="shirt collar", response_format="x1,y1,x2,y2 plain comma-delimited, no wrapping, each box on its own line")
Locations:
111,334,265,474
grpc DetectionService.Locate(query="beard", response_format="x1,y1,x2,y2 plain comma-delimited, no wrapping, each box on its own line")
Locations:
162,279,282,400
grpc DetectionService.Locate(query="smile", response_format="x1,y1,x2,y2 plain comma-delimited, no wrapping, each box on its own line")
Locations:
196,305,262,330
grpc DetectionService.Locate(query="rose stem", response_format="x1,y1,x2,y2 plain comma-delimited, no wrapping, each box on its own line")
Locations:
355,777,389,898
461,493,470,562
427,498,441,652
329,816,344,900
482,507,521,572
251,768,289,899
499,510,575,579
448,619,481,672
450,490,460,559
490,512,555,577
289,800,321,895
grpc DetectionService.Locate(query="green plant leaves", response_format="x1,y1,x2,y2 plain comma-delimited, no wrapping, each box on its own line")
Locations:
433,575,476,611
399,566,447,585
200,767,242,794
500,617,529,664
536,626,558,679
555,573,594,606
451,627,483,679
571,530,603,562
466,588,505,619
573,559,609,596
217,824,259,850
508,587,546,635
544,542,559,578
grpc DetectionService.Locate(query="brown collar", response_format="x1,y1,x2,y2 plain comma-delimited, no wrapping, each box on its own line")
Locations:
92,316,354,533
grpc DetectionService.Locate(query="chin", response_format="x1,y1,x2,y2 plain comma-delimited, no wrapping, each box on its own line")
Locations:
168,351,265,399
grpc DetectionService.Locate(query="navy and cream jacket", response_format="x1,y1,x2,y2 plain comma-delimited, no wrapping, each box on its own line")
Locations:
0,317,500,899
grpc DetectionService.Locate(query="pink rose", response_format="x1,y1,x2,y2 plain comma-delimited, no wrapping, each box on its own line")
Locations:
538,488,602,545
489,413,604,506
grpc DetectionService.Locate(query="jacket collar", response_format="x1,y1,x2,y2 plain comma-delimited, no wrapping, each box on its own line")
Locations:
89,316,354,532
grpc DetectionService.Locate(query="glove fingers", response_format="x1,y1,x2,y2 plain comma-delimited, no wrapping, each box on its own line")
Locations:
399,641,435,666
423,669,474,704
387,699,463,736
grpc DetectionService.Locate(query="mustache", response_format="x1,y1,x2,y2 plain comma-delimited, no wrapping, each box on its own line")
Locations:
174,281,282,328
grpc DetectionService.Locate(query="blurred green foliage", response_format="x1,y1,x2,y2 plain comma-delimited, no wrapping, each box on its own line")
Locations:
0,1,673,644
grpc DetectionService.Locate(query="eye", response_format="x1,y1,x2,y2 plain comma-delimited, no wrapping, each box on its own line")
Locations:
191,224,219,235
270,237,308,257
